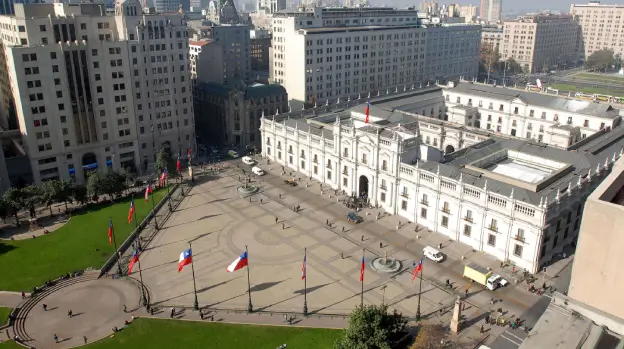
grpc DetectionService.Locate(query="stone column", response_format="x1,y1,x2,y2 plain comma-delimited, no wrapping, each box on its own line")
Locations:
450,296,462,333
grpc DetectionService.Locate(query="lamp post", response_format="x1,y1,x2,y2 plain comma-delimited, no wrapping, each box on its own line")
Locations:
381,285,387,305
189,241,199,311
416,256,424,321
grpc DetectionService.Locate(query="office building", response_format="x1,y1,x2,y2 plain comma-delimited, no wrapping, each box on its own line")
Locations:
481,26,502,52
0,2,194,183
568,155,624,319
443,82,619,148
480,0,502,22
502,14,579,73
154,0,183,13
194,82,287,149
571,1,624,60
189,24,251,85
250,28,270,72
260,84,624,273
205,0,241,24
257,0,284,13
458,4,478,23
271,6,481,104
420,0,438,15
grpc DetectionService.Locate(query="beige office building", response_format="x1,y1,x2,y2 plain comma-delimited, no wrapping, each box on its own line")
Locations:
569,155,624,320
501,14,579,73
480,0,502,23
458,4,478,23
571,1,624,60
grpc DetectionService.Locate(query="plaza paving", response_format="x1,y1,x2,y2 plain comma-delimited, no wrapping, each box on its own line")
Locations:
138,163,553,345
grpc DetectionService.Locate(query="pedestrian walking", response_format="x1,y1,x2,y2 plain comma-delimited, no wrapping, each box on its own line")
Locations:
480,325,484,333
465,289,469,296
283,314,287,322
379,242,383,248
170,308,175,318
282,222,285,230
342,226,345,233
200,311,204,320
341,252,344,259
123,304,127,313
21,291,25,299
361,235,364,241
42,304,47,311
260,198,263,204
249,197,251,203
446,279,450,288
83,336,87,344
53,334,58,343
485,315,490,324
68,310,73,318
275,217,279,224
326,219,329,225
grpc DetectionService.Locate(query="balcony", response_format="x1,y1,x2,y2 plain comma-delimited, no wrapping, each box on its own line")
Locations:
276,145,282,150
420,200,429,206
488,225,498,232
361,159,367,164
312,158,318,164
288,149,293,154
514,235,525,243
441,207,451,214
326,164,332,169
342,170,348,175
463,216,473,223
381,166,388,171
379,184,387,190
400,192,409,199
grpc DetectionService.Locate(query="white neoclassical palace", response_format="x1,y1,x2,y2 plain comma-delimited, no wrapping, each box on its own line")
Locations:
259,90,624,274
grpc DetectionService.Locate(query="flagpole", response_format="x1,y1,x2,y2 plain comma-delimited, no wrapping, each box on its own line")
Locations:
361,248,365,307
246,245,253,313
416,256,423,321
303,247,308,316
189,241,199,311
110,218,123,276
137,254,147,306
132,195,138,229
150,179,159,230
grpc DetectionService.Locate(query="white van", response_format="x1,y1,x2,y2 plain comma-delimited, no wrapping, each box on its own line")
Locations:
423,246,444,263
252,166,265,176
242,156,255,165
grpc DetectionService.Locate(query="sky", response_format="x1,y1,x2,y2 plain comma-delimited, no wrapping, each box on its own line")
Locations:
374,0,623,14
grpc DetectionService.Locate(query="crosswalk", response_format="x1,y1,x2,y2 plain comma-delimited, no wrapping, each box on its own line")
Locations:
498,329,525,347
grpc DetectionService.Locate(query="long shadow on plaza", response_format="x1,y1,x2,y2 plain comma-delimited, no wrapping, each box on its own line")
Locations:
162,216,222,230
152,277,243,306
249,279,289,293
255,282,335,312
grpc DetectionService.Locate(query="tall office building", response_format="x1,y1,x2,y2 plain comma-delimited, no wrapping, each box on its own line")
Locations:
480,0,501,22
257,0,284,13
0,2,194,183
570,1,624,60
501,14,579,73
271,6,481,104
458,4,478,22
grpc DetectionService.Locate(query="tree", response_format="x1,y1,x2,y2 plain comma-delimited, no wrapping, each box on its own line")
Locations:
409,324,449,349
155,148,180,180
40,180,57,217
22,184,43,218
334,304,408,349
479,42,500,76
86,171,103,200
100,171,127,201
72,184,88,207
3,187,26,225
586,48,615,71
504,57,522,74
51,179,75,213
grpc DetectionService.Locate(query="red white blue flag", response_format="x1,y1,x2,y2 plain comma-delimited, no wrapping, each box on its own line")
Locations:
178,249,192,272
359,256,365,282
301,254,307,280
107,219,113,245
412,258,423,283
226,251,249,272
365,99,370,124
128,249,140,275
144,183,152,202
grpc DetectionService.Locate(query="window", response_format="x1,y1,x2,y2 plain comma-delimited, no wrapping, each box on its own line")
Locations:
401,200,407,210
343,177,348,186
382,160,387,171
327,171,332,180
513,244,523,257
361,153,367,164
421,193,428,205
301,160,305,170
343,147,348,157
420,208,427,219
441,216,448,227
489,219,498,232
516,228,525,242
380,192,386,202
463,224,471,237
442,201,449,213
487,234,496,247
465,209,473,222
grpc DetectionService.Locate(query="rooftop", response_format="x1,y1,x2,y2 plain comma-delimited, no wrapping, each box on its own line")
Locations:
449,83,619,118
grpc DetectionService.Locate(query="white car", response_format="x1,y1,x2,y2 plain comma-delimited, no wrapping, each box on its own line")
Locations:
252,166,265,176
242,156,255,165
423,246,444,263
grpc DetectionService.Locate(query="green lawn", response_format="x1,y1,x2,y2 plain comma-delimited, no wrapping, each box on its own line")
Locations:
575,73,624,85
0,188,168,292
549,83,624,98
0,307,11,324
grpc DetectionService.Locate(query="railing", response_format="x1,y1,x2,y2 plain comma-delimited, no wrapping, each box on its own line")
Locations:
420,200,429,206
361,159,367,164
514,235,525,243
488,225,498,232
463,216,473,223
441,207,450,214
379,185,387,190
400,192,409,198
381,166,388,171
313,159,318,164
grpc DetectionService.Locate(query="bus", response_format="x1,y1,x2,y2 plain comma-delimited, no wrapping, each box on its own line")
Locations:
575,92,596,101
613,97,624,104
594,94,612,102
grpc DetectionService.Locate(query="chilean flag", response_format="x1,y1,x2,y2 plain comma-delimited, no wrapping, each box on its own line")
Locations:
160,167,168,185
187,142,192,162
178,249,192,272
127,198,135,223
365,98,370,124
359,256,365,282
176,154,181,172
301,254,307,280
144,183,152,202
107,219,113,245
226,251,248,272
412,258,423,283
128,249,140,275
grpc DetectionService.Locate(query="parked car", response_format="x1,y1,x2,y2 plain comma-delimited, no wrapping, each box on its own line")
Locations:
242,156,255,165
423,246,444,263
347,212,363,223
252,167,265,176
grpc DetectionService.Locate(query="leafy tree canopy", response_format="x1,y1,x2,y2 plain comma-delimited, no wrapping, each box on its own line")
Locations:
334,304,408,349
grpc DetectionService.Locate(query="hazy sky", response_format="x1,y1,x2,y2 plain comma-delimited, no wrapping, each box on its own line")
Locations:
377,0,623,14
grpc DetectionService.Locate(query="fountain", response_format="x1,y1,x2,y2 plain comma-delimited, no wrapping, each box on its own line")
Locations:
369,251,402,273
236,176,259,197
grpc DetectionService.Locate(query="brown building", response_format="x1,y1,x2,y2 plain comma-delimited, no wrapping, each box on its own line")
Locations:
569,153,624,320
571,2,624,61
250,29,271,72
502,14,580,73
